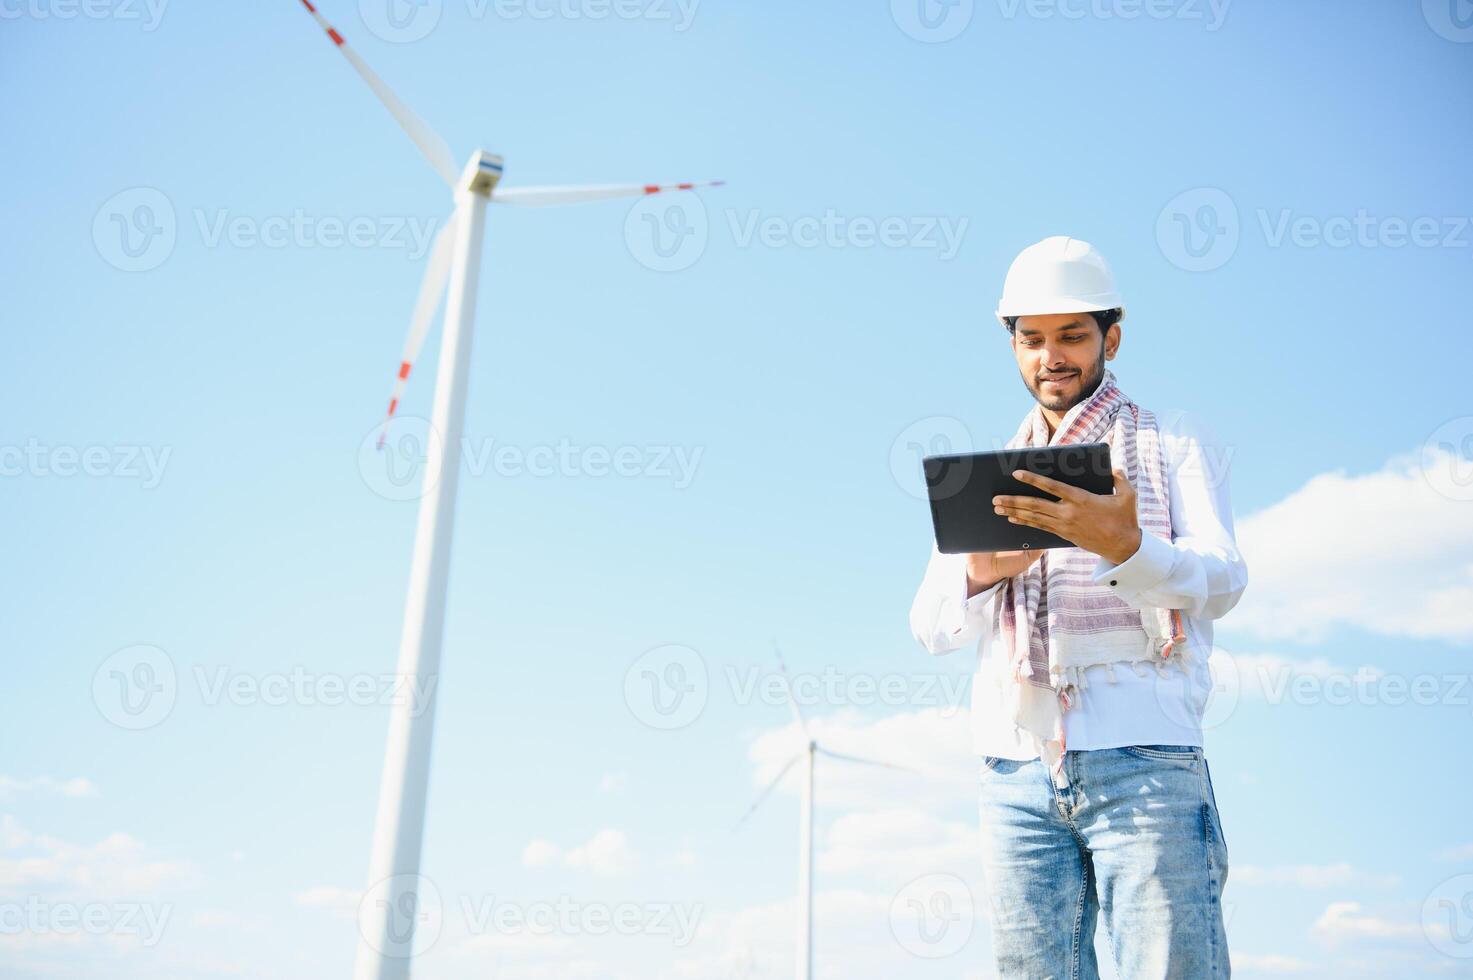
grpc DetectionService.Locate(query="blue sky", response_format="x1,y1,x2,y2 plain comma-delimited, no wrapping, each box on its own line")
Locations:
3,0,1473,976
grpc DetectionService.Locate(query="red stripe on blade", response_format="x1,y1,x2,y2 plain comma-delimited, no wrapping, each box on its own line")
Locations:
327,27,344,45
398,361,411,380
388,398,398,416
643,185,661,194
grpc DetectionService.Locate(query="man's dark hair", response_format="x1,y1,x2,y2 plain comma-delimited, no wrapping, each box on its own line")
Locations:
1002,308,1123,335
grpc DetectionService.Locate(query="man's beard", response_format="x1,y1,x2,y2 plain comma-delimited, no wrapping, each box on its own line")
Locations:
1025,355,1106,412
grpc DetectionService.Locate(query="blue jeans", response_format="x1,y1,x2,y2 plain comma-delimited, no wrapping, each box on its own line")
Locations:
978,746,1230,979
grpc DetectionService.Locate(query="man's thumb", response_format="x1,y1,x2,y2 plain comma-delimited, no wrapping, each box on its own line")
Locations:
1113,468,1131,493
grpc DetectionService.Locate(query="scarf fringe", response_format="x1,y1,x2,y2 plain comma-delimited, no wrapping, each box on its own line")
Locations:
1047,637,1193,703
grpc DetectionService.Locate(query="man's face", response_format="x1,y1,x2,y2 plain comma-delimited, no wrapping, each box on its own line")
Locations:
1011,313,1119,413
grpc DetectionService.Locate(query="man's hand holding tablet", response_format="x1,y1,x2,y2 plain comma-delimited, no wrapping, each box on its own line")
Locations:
925,443,1145,582
993,468,1144,566
965,549,1044,596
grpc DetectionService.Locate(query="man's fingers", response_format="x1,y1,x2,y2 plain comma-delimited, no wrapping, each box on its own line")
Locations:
992,494,1064,514
1004,509,1059,534
994,498,1064,522
997,508,1052,528
1011,469,1086,501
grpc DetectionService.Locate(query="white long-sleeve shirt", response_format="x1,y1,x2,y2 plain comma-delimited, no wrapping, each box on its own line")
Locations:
909,409,1249,759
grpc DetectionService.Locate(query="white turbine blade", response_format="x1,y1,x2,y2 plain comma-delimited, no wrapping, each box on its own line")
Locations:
772,641,811,738
817,747,970,784
377,210,457,447
732,751,803,833
298,0,460,188
491,179,725,207
816,747,919,774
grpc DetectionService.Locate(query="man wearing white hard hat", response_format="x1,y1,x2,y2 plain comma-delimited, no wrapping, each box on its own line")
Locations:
910,236,1248,978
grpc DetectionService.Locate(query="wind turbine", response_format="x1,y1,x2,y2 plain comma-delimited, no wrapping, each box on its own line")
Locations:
292,4,722,978
733,645,928,980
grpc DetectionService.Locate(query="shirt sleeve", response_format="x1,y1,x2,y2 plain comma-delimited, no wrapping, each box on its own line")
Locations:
1091,409,1249,620
909,545,1004,655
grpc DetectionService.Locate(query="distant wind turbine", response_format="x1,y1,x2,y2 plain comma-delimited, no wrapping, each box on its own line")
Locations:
733,644,929,980
293,4,722,978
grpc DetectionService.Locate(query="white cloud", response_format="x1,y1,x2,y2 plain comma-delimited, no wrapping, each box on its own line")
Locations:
189,909,266,932
521,839,563,869
0,817,197,976
0,815,198,897
0,814,29,849
667,847,699,869
1313,901,1424,944
819,808,978,883
565,829,638,876
189,910,239,927
435,949,614,980
1234,952,1314,973
1437,842,1473,861
1234,863,1396,889
521,829,639,876
1233,449,1473,644
658,885,989,980
1225,651,1377,700
0,775,99,798
293,885,360,918
659,890,885,980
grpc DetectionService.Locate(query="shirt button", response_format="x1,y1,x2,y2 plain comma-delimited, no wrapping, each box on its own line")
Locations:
1109,579,1118,586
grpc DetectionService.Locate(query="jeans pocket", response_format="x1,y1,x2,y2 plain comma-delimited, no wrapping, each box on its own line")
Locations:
981,755,1003,772
1203,756,1229,855
1121,744,1201,763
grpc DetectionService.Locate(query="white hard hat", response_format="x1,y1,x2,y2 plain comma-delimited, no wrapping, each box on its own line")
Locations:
995,236,1124,327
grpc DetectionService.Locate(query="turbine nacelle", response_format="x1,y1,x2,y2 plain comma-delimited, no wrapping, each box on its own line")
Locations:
465,151,505,196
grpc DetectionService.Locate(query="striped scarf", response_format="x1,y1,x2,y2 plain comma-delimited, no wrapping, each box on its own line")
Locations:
992,369,1187,777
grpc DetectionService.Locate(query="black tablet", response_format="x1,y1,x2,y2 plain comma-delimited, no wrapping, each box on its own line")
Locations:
923,443,1114,554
